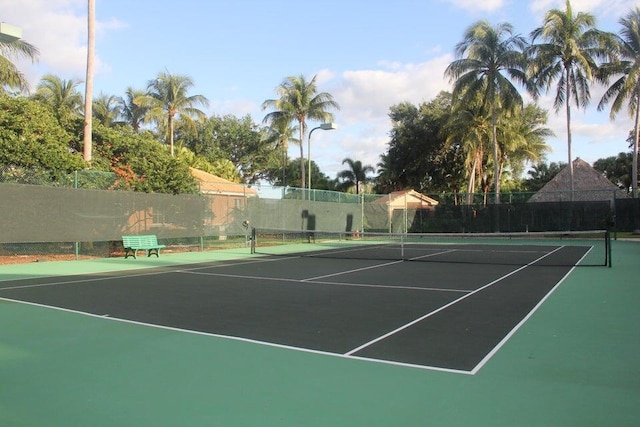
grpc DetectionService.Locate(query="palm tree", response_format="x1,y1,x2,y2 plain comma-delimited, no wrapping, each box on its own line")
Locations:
119,87,148,131
497,103,553,180
92,93,123,127
0,30,39,94
444,20,528,204
524,161,566,192
337,158,375,195
33,74,84,122
262,74,339,190
597,7,640,198
83,0,96,162
374,153,396,194
444,91,491,204
137,71,209,156
527,0,612,195
262,116,299,186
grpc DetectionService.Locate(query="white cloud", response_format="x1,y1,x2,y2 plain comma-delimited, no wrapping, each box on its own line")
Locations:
442,0,507,12
529,0,637,18
308,56,456,176
2,0,125,89
331,55,453,125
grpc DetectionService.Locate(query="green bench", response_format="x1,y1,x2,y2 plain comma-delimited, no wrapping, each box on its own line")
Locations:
122,235,166,259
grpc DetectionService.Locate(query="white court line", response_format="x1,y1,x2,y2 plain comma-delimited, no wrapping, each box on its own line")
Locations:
0,294,472,375
0,245,577,375
344,246,565,356
0,256,298,292
178,270,470,293
469,245,594,374
301,249,457,282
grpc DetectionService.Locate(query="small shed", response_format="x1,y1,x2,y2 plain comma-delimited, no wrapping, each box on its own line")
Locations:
368,189,439,232
383,189,440,210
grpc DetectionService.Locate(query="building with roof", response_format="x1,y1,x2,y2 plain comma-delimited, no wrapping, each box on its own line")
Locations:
366,189,439,232
528,158,626,203
189,168,257,235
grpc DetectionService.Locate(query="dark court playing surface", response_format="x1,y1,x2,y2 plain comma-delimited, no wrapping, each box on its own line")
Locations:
0,243,591,373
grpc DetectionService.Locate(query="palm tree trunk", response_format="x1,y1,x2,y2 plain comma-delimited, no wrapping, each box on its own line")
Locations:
632,92,639,199
467,155,478,205
565,68,574,199
491,107,500,232
299,122,305,190
632,93,639,232
281,137,287,187
82,0,95,163
169,113,175,156
492,118,500,204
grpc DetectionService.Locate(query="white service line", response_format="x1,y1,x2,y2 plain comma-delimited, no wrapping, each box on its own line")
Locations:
469,245,594,374
0,293,473,374
344,246,565,356
301,249,457,281
0,256,299,292
178,270,470,293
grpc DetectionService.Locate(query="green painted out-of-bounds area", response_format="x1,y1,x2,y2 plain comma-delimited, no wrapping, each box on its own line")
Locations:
0,242,638,426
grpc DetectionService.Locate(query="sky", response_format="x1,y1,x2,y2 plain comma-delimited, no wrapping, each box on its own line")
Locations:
1,0,637,180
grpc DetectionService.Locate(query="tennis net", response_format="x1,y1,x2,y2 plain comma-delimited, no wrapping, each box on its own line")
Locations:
250,228,612,267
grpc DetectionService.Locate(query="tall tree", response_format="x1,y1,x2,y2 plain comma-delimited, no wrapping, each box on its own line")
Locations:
33,74,84,124
594,153,633,192
0,96,86,172
497,103,553,180
137,71,209,156
444,90,491,203
92,93,122,127
0,28,39,94
374,153,395,194
262,116,299,186
523,161,566,192
528,0,611,195
597,7,640,198
336,158,375,195
262,74,339,190
83,0,95,162
187,114,276,183
119,87,148,131
445,20,528,203
384,95,462,194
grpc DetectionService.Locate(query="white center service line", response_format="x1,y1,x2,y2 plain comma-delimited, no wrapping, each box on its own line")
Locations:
301,249,457,282
178,270,469,293
344,246,565,356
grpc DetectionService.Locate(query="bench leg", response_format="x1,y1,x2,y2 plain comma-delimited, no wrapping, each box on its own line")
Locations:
147,248,160,257
124,248,136,259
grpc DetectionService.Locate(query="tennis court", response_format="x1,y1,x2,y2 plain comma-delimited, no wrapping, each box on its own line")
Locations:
0,233,638,426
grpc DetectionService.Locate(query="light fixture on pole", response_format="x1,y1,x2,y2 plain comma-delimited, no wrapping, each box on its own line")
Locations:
0,22,22,43
307,122,337,199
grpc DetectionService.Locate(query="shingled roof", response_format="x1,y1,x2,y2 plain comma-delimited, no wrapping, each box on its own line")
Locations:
528,158,626,202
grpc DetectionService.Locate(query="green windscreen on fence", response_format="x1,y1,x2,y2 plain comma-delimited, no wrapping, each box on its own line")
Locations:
0,182,635,246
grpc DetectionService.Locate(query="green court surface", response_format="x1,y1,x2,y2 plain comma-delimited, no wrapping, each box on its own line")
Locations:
0,241,638,426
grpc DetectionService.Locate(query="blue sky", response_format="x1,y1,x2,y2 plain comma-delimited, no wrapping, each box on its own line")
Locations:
2,0,637,180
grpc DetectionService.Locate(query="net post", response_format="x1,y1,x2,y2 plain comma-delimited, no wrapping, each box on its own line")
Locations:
250,227,256,254
606,229,612,268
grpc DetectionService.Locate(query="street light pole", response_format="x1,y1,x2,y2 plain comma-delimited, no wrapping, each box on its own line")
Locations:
307,122,337,200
